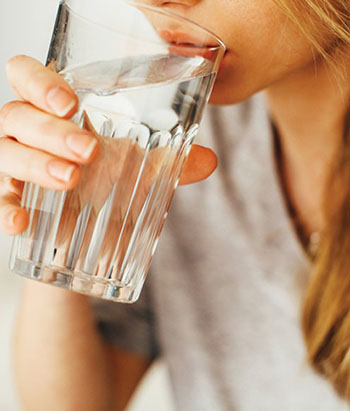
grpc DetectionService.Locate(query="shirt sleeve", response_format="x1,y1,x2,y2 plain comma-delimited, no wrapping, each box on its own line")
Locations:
91,280,160,358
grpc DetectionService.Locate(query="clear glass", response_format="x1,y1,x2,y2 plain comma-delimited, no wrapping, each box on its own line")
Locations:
9,0,225,303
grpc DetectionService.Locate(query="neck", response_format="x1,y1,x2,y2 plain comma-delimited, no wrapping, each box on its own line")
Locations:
264,57,350,236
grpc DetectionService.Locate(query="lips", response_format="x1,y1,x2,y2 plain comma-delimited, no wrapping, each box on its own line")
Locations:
159,30,220,59
160,30,212,47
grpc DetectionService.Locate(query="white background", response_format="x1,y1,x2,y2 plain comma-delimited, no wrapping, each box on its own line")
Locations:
0,0,174,409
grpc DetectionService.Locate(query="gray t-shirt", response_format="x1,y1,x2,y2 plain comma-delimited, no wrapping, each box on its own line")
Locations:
93,94,349,411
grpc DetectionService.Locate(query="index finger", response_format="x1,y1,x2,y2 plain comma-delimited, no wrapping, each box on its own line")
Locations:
6,55,78,118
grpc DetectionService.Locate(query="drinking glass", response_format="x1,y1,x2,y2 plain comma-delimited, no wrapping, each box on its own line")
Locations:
10,0,225,303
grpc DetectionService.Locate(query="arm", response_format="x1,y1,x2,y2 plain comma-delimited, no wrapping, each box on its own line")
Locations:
13,281,152,411
0,54,214,411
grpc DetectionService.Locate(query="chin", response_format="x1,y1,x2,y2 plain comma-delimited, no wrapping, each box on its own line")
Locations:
209,82,253,106
208,68,265,106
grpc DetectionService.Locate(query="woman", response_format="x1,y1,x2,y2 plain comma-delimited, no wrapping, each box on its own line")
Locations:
0,0,349,410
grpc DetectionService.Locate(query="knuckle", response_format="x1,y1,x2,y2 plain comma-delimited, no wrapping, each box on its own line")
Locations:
26,69,44,93
6,55,28,75
0,175,23,196
39,115,60,136
0,138,16,173
0,101,22,131
25,150,40,172
0,178,10,196
30,63,55,87
0,174,12,186
27,69,61,106
0,137,15,152
0,136,15,146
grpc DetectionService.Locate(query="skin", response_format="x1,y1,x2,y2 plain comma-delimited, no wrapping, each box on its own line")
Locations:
0,0,349,410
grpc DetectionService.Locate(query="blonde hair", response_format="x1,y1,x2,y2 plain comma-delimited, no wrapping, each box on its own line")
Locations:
273,0,350,399
275,1,350,61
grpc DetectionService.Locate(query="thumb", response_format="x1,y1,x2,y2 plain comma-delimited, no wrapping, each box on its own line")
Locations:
179,144,218,185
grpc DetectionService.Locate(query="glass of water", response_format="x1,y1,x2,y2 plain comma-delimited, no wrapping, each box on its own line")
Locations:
10,0,225,303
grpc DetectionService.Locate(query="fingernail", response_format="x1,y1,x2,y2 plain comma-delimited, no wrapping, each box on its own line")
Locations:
47,87,75,117
47,160,76,182
66,133,98,159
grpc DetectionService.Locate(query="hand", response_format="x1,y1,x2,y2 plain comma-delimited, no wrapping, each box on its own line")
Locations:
0,55,218,238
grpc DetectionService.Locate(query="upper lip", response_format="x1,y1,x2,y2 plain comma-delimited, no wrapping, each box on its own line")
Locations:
159,30,219,49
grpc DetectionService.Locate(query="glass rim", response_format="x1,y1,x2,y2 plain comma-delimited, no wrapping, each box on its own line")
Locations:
62,0,226,53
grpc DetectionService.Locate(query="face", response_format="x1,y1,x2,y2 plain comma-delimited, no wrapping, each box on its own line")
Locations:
142,0,328,104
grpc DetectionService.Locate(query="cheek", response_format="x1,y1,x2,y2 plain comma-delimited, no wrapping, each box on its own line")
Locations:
205,1,317,104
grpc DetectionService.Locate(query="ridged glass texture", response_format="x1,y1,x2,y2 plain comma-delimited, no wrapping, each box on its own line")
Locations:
10,71,213,302
9,0,223,303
